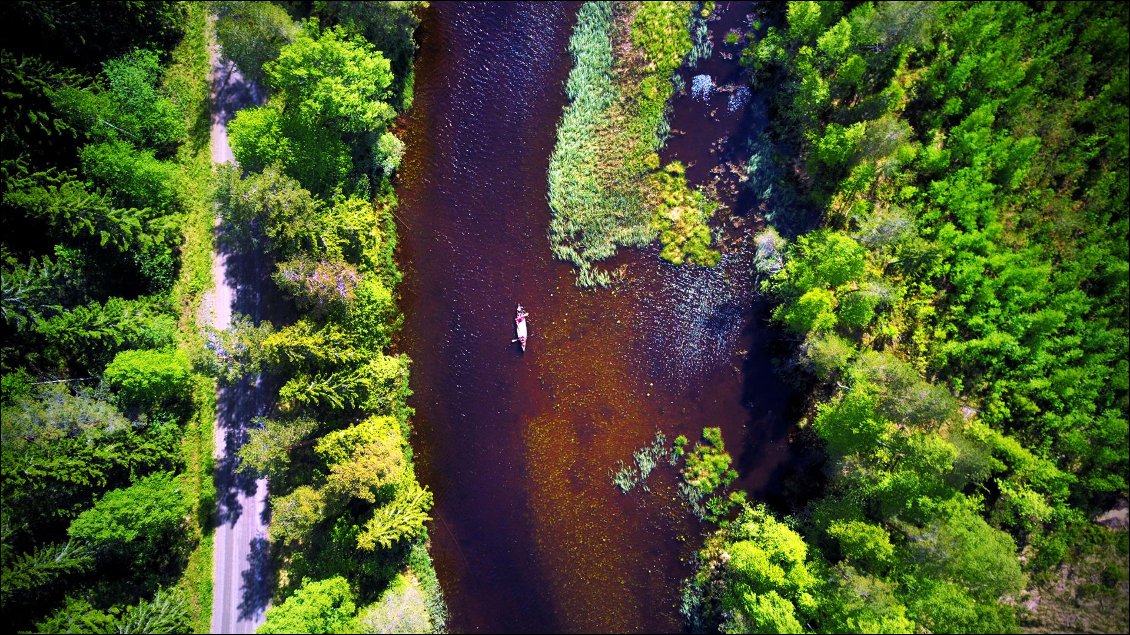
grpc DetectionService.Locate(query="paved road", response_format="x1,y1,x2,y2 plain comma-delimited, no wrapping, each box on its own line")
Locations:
206,42,272,635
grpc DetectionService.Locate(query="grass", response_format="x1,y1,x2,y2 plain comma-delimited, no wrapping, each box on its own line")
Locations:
164,4,218,630
548,1,710,287
611,430,674,493
648,161,720,265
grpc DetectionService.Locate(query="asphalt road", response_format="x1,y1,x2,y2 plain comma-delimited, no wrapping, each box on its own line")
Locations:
206,42,271,635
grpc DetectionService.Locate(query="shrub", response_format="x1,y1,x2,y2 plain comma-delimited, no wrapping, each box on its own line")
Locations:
103,348,192,411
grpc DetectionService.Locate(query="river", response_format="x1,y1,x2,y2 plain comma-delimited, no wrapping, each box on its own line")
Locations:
395,2,804,632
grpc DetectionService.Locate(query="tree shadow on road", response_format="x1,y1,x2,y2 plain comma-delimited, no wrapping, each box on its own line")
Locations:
238,534,277,622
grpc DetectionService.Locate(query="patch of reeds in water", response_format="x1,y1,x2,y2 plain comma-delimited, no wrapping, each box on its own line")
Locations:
547,1,697,287
611,430,674,493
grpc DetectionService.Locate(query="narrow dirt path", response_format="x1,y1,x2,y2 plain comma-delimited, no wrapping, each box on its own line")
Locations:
205,38,271,635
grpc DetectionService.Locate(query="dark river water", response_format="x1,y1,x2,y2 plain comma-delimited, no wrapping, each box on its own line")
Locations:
395,2,804,632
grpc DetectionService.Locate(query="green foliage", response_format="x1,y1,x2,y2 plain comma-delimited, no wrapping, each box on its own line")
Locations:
3,166,149,254
631,2,693,75
33,596,116,634
0,541,93,608
203,314,275,382
312,1,425,101
238,417,318,481
1,246,87,331
67,472,190,566
258,576,357,634
548,1,698,285
803,332,855,380
268,23,393,125
649,162,720,266
214,1,298,85
31,296,178,373
355,571,433,634
103,348,192,412
2,5,218,629
114,587,192,635
215,164,321,259
1,383,180,532
210,7,440,624
227,22,398,196
357,480,433,551
225,104,287,171
685,503,819,633
274,258,361,317
0,52,82,161
318,416,406,503
777,287,837,334
679,427,738,521
262,321,362,372
52,48,184,154
699,3,1130,633
822,565,915,634
0,2,187,70
269,485,326,547
902,500,1027,600
826,520,893,572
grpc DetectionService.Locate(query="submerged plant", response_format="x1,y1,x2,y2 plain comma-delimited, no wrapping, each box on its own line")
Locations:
612,430,674,493
612,460,640,493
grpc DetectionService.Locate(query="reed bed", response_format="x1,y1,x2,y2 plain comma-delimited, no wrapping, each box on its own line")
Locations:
547,1,698,287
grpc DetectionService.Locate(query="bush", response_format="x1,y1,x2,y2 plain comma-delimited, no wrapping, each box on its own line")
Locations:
258,576,356,634
80,140,181,211
356,572,433,634
104,348,192,411
67,472,191,567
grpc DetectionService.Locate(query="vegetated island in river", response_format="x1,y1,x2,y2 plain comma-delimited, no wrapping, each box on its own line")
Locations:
548,1,1128,634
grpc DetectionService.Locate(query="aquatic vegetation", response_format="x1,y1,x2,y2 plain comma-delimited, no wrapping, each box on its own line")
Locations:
548,1,707,286
611,430,673,493
648,161,721,266
686,5,713,67
678,427,737,520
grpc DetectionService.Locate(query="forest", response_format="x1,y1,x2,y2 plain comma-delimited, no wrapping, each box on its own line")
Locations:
697,3,1128,632
2,1,442,633
2,1,1127,634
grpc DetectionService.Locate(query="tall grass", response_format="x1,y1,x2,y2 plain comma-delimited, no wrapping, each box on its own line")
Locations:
165,3,218,631
547,1,696,287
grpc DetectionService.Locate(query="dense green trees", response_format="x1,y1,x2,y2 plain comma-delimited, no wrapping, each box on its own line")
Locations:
686,504,820,634
685,1,1127,632
1,3,215,631
213,1,298,85
227,22,399,197
210,3,444,630
258,576,356,634
67,472,191,567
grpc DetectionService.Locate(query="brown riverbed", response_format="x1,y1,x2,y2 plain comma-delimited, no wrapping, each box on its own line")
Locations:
394,3,804,632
